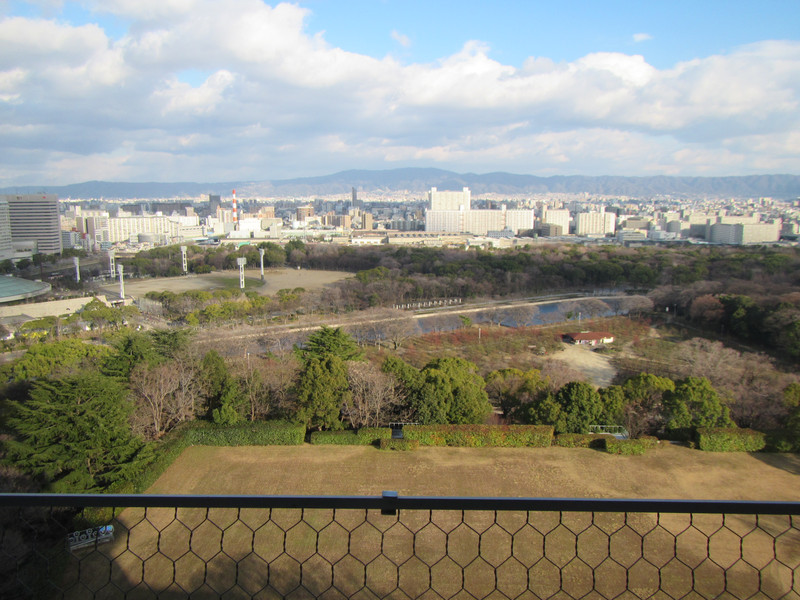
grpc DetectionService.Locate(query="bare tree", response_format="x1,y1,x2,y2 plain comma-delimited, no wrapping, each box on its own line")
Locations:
261,354,301,418
377,309,418,349
343,361,402,428
130,362,180,440
231,355,273,421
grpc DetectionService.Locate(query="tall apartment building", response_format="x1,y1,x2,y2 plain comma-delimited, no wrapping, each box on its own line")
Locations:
429,187,471,211
0,197,13,260
540,208,571,233
3,194,62,254
575,208,616,236
426,188,535,235
709,221,781,245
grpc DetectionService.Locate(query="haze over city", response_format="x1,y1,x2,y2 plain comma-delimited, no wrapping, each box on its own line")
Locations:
1,0,799,186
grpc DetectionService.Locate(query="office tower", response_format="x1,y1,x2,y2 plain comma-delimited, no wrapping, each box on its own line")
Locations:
4,194,62,254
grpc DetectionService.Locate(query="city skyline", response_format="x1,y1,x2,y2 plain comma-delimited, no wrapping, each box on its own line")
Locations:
1,0,799,185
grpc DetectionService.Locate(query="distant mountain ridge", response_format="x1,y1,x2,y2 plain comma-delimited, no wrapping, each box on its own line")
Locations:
2,169,800,199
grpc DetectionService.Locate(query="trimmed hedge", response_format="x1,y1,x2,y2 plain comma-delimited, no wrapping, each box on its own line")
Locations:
604,436,659,455
553,433,610,449
696,427,766,452
379,438,419,451
309,428,392,446
185,420,305,446
402,425,553,447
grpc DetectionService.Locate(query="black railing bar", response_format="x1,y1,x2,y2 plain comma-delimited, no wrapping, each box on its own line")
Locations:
1,493,798,515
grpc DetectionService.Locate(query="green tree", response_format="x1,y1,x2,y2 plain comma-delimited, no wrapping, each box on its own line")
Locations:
621,373,675,437
784,383,800,447
549,381,604,434
212,379,244,425
102,332,159,379
663,377,733,437
295,355,350,430
3,374,144,492
598,385,627,424
417,358,491,424
0,339,110,382
299,326,363,363
485,368,550,422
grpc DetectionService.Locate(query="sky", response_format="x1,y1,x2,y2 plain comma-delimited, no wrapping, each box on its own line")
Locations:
1,0,799,185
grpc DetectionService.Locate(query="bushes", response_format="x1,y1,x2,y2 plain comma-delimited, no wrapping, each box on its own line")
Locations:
553,433,610,448
379,438,419,451
604,436,659,455
310,428,392,446
402,425,553,447
696,427,766,452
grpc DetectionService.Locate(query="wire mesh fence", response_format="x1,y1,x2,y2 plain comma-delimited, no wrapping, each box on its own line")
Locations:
1,493,798,599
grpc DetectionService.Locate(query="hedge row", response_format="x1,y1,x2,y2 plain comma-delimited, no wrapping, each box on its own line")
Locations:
379,438,419,451
402,425,553,447
604,436,659,455
553,433,611,449
309,428,392,446
697,428,766,452
184,420,305,446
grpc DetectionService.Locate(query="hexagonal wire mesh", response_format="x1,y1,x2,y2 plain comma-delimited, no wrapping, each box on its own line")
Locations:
1,494,798,599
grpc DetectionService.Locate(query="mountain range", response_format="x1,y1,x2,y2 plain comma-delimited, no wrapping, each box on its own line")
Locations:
2,169,800,199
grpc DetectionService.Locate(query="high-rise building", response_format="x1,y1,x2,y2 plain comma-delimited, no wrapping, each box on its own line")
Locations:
0,197,13,260
4,194,62,254
429,187,471,211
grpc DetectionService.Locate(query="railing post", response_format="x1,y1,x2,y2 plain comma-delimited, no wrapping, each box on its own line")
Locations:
381,490,398,515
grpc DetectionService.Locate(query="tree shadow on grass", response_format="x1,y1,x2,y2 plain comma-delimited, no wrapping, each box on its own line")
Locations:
750,451,800,476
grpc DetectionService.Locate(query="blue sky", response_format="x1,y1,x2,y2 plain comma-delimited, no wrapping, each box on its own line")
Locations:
1,0,799,185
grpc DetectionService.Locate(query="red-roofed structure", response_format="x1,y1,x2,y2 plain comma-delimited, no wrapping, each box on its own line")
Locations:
562,331,615,346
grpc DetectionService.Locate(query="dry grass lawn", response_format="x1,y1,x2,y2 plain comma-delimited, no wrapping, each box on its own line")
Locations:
54,445,799,599
149,443,800,500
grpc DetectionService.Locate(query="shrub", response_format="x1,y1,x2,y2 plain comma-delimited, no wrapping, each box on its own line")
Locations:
379,438,419,451
553,433,610,449
696,428,766,452
402,425,553,447
604,436,659,455
309,428,392,446
185,420,305,446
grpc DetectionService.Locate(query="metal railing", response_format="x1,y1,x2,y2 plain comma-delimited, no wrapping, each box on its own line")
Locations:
1,493,798,599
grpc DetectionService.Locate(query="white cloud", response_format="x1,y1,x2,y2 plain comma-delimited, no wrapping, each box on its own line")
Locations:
1,0,799,185
633,33,652,43
391,30,410,47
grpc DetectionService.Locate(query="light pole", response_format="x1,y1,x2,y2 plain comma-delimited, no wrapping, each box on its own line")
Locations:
180,246,188,275
259,248,265,281
117,264,125,301
237,257,246,290
73,256,80,282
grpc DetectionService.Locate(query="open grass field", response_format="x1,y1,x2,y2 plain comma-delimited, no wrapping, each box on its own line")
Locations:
53,445,799,598
149,444,800,500
98,268,352,297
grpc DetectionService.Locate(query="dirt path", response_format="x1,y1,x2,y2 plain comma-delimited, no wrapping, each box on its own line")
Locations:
543,342,617,387
149,444,800,501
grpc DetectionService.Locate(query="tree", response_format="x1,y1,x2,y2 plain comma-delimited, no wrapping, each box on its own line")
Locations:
4,374,144,492
295,355,350,430
102,332,159,379
344,361,402,428
663,377,733,437
549,381,604,434
598,385,627,424
298,326,363,363
784,383,800,448
485,368,551,422
0,339,110,382
129,356,200,439
417,358,491,424
621,373,675,437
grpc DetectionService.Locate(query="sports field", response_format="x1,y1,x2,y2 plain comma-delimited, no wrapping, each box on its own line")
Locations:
98,268,352,297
